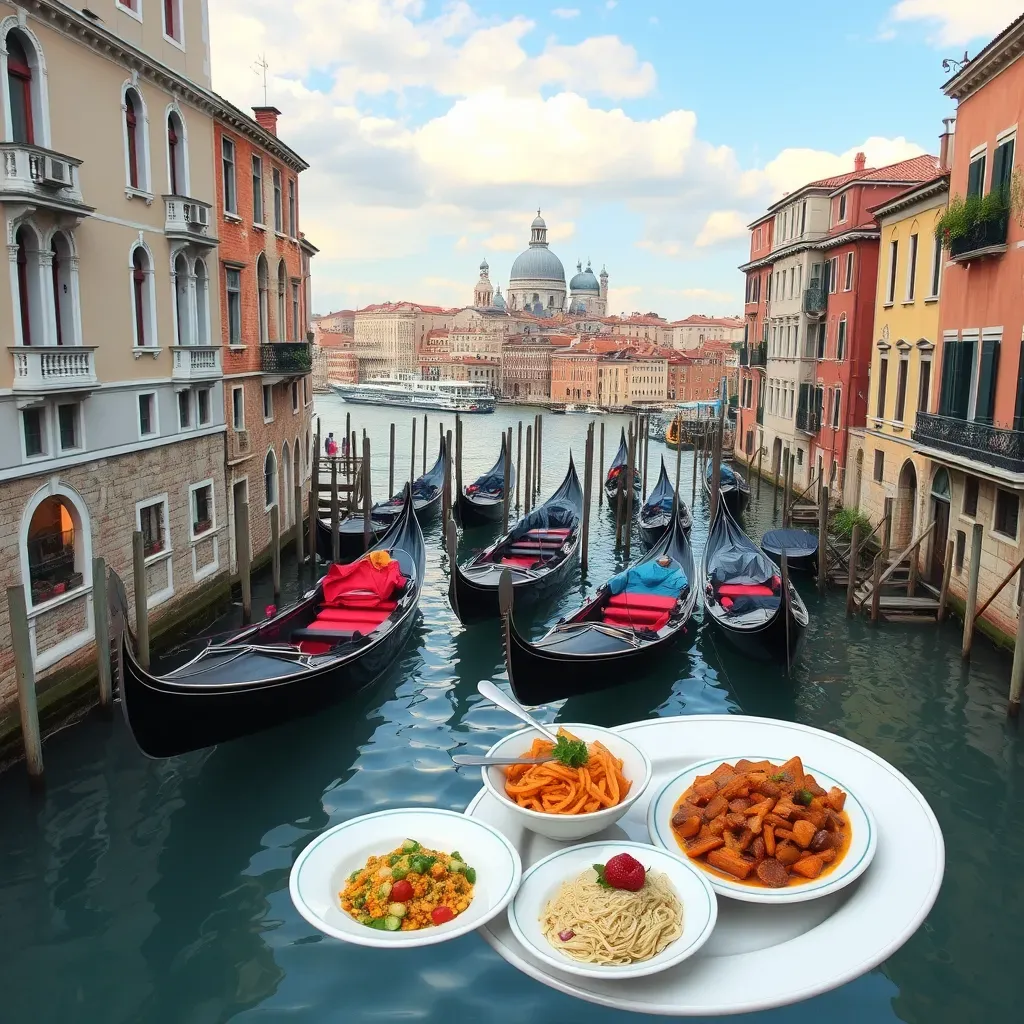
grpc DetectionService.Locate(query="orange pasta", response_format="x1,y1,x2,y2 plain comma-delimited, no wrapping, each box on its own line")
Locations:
504,729,632,815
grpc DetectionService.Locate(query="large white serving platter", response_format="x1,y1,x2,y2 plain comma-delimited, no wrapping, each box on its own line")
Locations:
465,714,944,1016
647,756,877,904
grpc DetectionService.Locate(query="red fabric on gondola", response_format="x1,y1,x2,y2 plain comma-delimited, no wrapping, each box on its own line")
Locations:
601,607,670,631
501,555,538,567
317,603,396,621
526,528,570,537
716,584,775,597
607,593,677,612
297,640,333,655
321,557,406,607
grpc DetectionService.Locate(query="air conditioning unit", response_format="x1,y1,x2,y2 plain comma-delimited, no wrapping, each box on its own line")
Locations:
189,205,210,227
41,157,71,187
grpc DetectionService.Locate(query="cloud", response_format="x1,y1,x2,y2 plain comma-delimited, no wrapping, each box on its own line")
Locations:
482,233,522,251
695,210,749,248
887,0,1021,45
675,287,738,304
551,7,580,18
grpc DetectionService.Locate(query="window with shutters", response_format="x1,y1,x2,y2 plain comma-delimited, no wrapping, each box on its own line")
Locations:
844,252,854,291
837,316,847,361
252,156,264,224
967,151,986,198
6,31,37,145
905,233,918,301
894,356,909,423
886,240,898,303
928,237,942,298
832,389,841,429
919,357,932,415
222,137,237,214
975,330,1001,425
963,477,979,518
994,489,1019,541
873,450,884,482
876,355,888,418
992,135,1015,197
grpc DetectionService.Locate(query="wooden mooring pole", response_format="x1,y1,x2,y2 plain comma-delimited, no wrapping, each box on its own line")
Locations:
937,539,954,622
388,423,395,499
515,421,522,510
624,421,636,560
845,523,861,616
674,429,683,519
869,554,883,624
7,585,43,784
423,414,428,476
410,416,417,485
1009,603,1024,717
772,446,781,519
536,414,543,495
581,422,594,573
443,429,453,526
238,503,252,622
641,415,650,499
598,421,605,506
502,429,512,534
363,436,372,551
524,424,533,516
330,460,341,564
817,486,829,594
92,556,113,713
455,415,463,509
709,421,723,524
614,468,625,550
756,439,763,499
294,482,304,571
962,522,983,659
131,530,150,666
270,504,281,603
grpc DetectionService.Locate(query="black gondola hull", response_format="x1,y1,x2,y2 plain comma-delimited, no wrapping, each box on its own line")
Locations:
456,493,504,527
638,458,692,548
456,437,514,528
705,601,807,664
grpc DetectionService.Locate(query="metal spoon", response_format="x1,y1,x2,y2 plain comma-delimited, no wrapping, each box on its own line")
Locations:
450,753,555,767
477,680,560,743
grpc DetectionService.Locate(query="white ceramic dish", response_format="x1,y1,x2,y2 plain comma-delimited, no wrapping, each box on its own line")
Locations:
507,840,717,980
289,807,521,948
465,714,945,1016
480,723,652,841
647,755,877,904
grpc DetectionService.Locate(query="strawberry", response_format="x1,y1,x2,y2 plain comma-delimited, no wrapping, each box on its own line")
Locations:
594,853,646,891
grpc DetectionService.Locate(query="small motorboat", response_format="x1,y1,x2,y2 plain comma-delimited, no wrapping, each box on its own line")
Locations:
316,440,446,561
447,456,584,624
502,508,697,704
603,427,641,504
701,502,808,666
638,456,692,548
702,461,751,519
457,434,514,528
113,488,426,758
760,529,819,573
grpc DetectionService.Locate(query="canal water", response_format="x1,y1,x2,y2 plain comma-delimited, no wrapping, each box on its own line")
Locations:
0,394,1022,1023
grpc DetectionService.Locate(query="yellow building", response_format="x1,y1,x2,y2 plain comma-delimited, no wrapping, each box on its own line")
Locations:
845,174,948,563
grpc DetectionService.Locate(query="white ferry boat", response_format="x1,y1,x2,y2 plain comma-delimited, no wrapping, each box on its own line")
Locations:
330,373,496,413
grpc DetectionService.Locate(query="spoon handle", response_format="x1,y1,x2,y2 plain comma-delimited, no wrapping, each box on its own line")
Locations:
450,754,554,766
477,680,560,743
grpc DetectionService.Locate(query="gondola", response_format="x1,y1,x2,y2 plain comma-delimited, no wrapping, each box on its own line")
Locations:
112,486,426,758
456,434,515,528
315,440,445,561
447,455,583,624
638,456,692,548
502,506,697,704
603,428,641,503
702,460,751,519
760,528,818,572
701,502,808,666
663,415,693,452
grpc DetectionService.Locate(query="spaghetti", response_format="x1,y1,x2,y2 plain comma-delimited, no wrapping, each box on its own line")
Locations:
541,867,683,965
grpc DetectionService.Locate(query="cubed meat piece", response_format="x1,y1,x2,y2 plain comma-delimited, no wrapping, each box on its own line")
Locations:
691,778,719,804
791,819,818,849
672,813,702,839
728,797,752,813
685,834,725,858
775,841,802,867
702,794,729,821
827,787,847,812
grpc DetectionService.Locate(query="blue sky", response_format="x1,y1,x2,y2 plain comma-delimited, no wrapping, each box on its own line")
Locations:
209,0,1021,319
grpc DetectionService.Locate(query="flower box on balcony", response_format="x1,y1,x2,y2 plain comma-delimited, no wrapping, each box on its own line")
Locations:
937,190,1012,262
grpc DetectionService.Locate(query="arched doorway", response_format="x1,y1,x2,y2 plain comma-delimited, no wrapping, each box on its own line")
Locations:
895,460,918,549
282,441,292,529
23,490,89,606
929,467,951,584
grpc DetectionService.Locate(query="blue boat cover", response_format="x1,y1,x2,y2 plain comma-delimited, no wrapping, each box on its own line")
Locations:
704,463,737,485
608,559,687,597
761,529,818,557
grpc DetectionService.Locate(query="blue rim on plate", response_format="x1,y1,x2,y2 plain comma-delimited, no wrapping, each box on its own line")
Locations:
507,840,718,980
289,807,522,948
647,756,877,904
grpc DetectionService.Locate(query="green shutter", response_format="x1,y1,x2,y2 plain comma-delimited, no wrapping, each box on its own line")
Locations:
952,339,975,420
993,139,1015,195
967,155,986,198
1014,346,1024,432
939,340,956,415
976,338,1000,424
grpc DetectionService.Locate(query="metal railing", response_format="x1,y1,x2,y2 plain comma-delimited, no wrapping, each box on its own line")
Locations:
913,411,1024,472
949,211,1009,260
803,284,827,314
261,341,312,375
795,407,820,434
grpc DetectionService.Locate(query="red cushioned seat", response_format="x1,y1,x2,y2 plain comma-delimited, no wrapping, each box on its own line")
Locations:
526,528,570,538
717,584,775,597
607,593,677,611
602,609,670,631
317,604,396,622
502,555,539,568
509,540,558,550
603,606,665,625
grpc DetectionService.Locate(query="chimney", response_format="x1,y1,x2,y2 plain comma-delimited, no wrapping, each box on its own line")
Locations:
854,152,866,172
939,116,956,170
252,106,282,136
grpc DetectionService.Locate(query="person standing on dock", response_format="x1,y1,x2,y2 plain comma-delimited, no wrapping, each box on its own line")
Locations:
324,431,335,454
326,434,338,458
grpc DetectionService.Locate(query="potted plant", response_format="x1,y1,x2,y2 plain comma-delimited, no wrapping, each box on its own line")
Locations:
194,518,212,534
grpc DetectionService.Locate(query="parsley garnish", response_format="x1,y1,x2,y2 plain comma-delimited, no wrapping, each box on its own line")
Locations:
552,735,589,768
795,789,814,806
769,772,786,783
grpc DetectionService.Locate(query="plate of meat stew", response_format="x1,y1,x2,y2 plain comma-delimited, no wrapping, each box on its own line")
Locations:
646,755,877,904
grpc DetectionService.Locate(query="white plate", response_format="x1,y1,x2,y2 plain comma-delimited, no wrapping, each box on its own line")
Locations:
465,714,944,1016
289,807,522,948
647,756,877,903
507,840,717,980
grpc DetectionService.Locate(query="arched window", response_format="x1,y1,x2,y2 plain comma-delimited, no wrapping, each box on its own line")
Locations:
15,226,35,345
296,435,302,477
277,259,287,340
256,254,269,344
51,231,76,347
26,494,85,605
282,441,292,527
6,31,33,144
166,108,187,195
131,245,155,348
173,251,191,346
264,448,278,509
123,85,149,192
194,258,209,345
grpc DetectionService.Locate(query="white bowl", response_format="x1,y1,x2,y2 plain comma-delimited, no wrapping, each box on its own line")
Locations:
289,807,522,948
507,840,717,980
480,723,653,841
647,755,878,904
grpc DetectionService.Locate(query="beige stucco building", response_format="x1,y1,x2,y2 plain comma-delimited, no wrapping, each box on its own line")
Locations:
353,301,454,378
0,0,234,721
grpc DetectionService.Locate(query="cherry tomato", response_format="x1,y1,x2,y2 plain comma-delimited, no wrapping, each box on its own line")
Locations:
431,906,455,926
390,880,413,903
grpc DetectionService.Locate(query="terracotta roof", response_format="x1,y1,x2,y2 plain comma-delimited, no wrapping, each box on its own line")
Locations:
356,302,457,314
317,335,354,350
670,315,744,328
870,173,950,219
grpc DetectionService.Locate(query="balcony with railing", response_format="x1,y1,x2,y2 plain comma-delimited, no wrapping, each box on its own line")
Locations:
9,346,99,396
949,211,1009,262
756,403,764,425
750,342,767,367
171,345,222,381
802,284,827,316
795,407,820,434
164,196,217,247
0,144,91,217
913,411,1024,473
261,341,312,376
